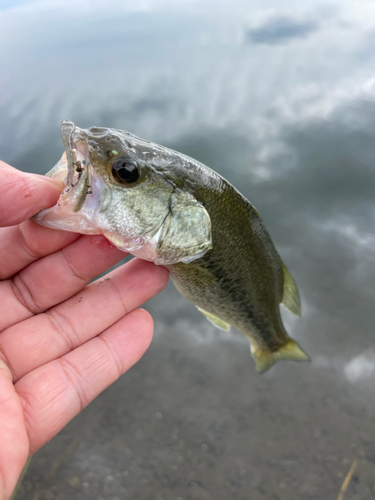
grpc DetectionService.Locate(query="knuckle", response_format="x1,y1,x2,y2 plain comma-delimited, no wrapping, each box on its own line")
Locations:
98,336,123,379
45,309,78,352
58,357,89,411
107,279,128,317
17,224,39,261
60,247,87,283
11,273,42,315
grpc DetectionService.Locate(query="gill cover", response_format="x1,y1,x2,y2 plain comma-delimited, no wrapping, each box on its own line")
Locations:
130,190,212,266
155,191,212,265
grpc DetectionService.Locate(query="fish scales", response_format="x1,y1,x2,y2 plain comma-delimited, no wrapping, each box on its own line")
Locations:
168,178,286,350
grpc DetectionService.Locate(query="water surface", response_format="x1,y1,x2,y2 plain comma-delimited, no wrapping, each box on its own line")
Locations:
2,1,375,498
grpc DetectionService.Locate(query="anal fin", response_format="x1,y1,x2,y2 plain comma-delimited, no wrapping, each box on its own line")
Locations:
251,338,309,373
281,261,301,317
196,307,231,331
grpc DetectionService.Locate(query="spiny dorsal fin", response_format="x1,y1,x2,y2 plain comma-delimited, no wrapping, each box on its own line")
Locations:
251,338,309,373
281,261,301,317
196,307,231,331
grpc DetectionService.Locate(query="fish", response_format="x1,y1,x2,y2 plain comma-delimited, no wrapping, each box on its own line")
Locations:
33,120,309,373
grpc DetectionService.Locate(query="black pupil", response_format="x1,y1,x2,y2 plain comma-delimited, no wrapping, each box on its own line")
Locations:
112,161,139,183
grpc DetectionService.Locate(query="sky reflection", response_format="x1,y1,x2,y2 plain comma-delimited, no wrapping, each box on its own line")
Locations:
246,14,319,45
2,0,375,379
1,0,375,386
2,0,375,497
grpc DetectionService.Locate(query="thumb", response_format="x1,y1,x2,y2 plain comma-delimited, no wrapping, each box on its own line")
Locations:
0,161,64,227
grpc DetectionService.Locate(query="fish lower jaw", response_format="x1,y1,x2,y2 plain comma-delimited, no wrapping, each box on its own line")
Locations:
102,225,163,256
32,207,103,234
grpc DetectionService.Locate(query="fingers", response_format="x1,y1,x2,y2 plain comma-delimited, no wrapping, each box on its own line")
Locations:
0,221,80,280
15,308,153,454
0,360,29,500
0,161,63,228
0,259,169,382
0,234,127,331
0,161,78,281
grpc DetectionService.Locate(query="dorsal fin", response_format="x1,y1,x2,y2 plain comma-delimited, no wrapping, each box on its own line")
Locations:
280,261,301,317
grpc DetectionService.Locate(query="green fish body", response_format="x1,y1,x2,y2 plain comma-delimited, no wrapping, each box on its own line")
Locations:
33,121,309,372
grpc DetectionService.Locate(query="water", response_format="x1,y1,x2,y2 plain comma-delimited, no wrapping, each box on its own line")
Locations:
2,1,375,498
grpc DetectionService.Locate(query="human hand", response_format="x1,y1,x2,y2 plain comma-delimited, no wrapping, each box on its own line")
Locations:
0,161,169,500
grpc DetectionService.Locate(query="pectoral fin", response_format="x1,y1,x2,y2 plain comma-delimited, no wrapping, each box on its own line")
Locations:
251,338,309,373
154,191,212,265
196,307,231,331
280,261,301,317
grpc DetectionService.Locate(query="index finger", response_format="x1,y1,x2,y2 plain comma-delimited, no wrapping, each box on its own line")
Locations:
0,161,63,227
0,161,80,280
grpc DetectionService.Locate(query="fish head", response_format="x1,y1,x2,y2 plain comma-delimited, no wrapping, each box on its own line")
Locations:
33,121,212,264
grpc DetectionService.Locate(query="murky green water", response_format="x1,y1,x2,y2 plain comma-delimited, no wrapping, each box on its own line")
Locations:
2,1,375,498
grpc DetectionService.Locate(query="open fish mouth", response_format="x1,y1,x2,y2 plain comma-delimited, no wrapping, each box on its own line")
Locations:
61,120,91,212
32,121,106,234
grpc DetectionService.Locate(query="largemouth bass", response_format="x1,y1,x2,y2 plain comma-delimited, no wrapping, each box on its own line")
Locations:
33,121,309,372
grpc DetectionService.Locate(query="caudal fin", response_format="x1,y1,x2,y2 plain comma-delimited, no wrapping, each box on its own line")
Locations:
251,338,310,373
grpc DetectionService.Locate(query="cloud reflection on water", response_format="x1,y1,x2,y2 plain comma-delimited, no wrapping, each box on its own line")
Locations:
2,1,375,497
246,15,319,45
1,0,374,368
344,349,375,383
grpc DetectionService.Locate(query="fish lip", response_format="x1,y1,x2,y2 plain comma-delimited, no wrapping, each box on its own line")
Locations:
61,120,76,187
60,121,92,212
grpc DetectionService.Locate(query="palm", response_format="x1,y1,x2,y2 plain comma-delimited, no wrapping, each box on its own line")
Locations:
0,162,168,500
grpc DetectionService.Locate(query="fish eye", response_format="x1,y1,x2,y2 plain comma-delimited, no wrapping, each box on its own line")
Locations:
112,159,140,184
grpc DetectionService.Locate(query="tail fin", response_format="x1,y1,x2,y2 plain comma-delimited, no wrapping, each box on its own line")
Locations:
251,338,310,373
